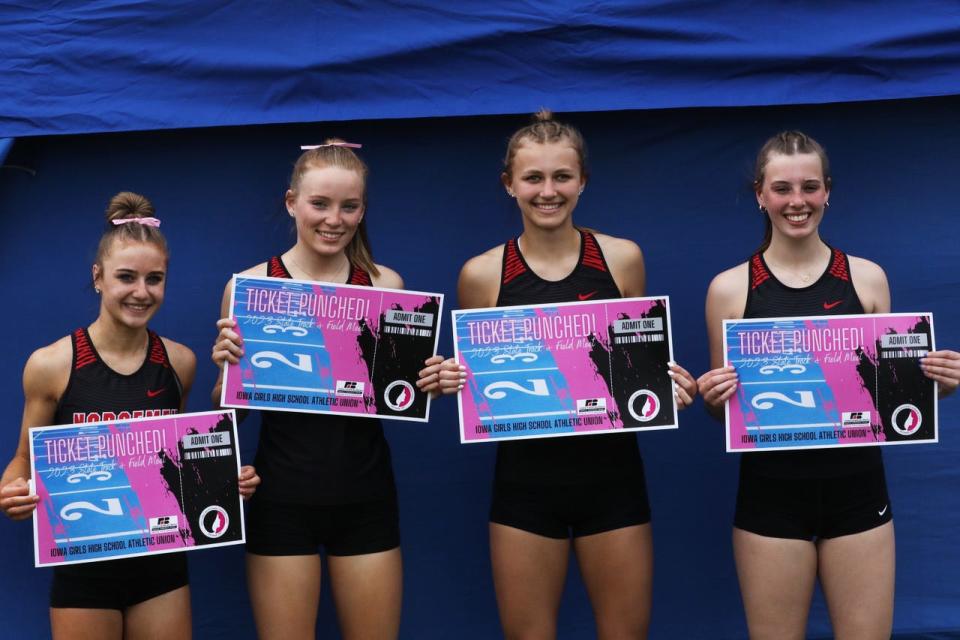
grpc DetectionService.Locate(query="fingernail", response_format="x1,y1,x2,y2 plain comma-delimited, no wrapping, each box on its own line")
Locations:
458,365,466,371
667,371,676,377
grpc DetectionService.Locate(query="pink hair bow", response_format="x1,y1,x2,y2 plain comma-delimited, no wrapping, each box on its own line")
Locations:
112,217,161,228
300,142,362,150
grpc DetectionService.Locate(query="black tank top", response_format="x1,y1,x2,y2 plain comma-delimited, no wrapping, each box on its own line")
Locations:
494,230,645,486
54,328,182,425
741,248,882,478
254,256,395,504
51,328,184,584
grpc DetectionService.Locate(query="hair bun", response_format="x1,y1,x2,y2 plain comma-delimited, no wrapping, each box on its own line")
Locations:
532,108,554,123
105,191,154,222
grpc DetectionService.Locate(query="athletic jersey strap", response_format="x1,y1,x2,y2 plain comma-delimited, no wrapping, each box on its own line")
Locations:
749,253,772,289
348,265,373,286
72,328,97,370
501,238,526,286
267,256,292,278
580,231,609,272
827,247,850,281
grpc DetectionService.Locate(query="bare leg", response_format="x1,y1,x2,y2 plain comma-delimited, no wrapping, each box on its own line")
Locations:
327,548,402,640
733,527,817,640
124,585,192,640
574,524,653,640
490,523,570,640
246,553,321,640
818,521,894,640
50,608,122,640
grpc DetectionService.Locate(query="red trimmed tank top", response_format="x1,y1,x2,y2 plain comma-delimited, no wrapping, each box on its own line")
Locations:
741,248,882,478
493,230,645,486
54,328,182,425
255,256,395,504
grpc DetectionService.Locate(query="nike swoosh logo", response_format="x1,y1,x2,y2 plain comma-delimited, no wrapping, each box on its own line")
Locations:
147,388,166,398
878,505,888,516
578,291,597,301
823,300,843,309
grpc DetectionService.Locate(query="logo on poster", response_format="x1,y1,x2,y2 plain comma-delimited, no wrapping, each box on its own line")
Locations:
627,390,660,422
336,380,365,396
841,411,871,427
576,398,607,415
199,505,230,539
149,515,179,534
891,404,922,436
384,380,415,412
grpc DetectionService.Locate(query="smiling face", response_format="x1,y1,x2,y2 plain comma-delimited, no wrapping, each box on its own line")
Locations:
756,151,830,243
503,140,586,230
286,165,365,257
93,239,167,330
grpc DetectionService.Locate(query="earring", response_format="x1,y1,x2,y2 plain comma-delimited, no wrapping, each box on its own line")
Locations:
758,204,767,213
95,287,101,294
507,191,516,198
824,201,830,208
578,188,584,196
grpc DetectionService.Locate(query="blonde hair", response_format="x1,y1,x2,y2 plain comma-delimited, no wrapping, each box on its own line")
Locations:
95,191,168,266
288,140,379,276
502,109,589,180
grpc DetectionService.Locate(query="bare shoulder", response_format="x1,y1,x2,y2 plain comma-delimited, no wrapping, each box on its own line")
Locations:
707,261,749,316
593,232,643,266
159,338,197,377
458,245,504,309
23,336,73,399
461,245,504,282
238,261,270,277
848,255,890,313
371,264,404,290
848,255,888,289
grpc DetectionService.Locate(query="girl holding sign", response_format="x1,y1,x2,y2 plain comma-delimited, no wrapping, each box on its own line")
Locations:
698,131,960,639
0,192,259,639
211,141,438,639
434,111,699,639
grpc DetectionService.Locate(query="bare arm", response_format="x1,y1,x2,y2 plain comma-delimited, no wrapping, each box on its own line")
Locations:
162,338,197,412
698,264,748,420
1,340,70,520
595,234,645,298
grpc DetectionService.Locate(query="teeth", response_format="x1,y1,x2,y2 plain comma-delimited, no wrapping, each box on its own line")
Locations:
535,203,561,210
786,213,809,222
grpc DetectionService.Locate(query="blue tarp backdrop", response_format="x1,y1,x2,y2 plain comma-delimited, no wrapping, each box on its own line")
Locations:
2,1,960,137
1,3,959,639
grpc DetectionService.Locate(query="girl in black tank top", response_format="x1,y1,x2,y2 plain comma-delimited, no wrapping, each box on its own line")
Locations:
0,192,259,638
211,142,431,640
435,111,699,640
700,131,959,640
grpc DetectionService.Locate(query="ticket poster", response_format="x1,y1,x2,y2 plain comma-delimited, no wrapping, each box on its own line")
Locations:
454,297,677,443
724,313,937,453
221,275,443,422
30,410,244,567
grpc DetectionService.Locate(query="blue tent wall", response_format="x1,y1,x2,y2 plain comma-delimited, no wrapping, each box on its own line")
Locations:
0,96,958,639
3,1,960,137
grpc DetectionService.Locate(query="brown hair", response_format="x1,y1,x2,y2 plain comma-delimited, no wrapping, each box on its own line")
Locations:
94,191,168,266
753,131,832,253
502,109,589,180
288,140,379,277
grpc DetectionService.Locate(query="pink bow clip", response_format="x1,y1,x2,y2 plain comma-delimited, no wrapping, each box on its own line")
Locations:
112,217,161,228
300,142,362,150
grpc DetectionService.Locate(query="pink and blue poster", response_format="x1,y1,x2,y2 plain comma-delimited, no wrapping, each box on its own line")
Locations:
454,297,678,443
221,275,443,422
724,313,937,452
30,410,244,567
